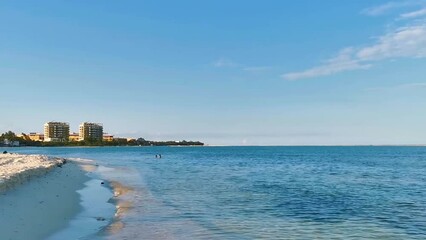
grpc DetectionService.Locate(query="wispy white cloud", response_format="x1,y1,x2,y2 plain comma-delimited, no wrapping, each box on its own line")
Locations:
362,0,425,16
213,58,273,74
282,48,371,80
283,5,426,81
362,2,402,16
213,58,240,68
400,7,426,18
356,25,426,60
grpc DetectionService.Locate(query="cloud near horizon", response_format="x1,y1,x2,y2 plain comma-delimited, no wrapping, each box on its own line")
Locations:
283,2,426,80
366,82,426,92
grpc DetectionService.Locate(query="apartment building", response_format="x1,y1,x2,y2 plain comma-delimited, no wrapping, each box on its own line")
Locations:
69,132,80,142
103,134,114,142
28,133,44,141
79,122,103,141
18,133,44,141
44,122,70,142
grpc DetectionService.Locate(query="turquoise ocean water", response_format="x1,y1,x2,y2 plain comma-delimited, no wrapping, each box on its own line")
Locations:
9,146,426,239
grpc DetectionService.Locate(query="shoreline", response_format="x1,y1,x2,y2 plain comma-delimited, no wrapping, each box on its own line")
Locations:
0,153,123,240
2,145,426,149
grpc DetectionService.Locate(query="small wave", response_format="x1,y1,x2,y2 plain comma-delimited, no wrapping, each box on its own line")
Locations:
67,157,97,164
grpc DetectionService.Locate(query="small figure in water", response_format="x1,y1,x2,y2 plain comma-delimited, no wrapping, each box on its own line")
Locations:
155,154,162,159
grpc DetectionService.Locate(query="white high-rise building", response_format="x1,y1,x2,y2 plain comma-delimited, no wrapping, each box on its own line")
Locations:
79,122,103,141
44,122,70,142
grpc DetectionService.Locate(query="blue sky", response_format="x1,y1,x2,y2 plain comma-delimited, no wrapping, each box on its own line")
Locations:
1,0,426,145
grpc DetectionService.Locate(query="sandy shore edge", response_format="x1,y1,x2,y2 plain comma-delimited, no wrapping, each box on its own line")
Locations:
0,153,118,240
0,153,66,192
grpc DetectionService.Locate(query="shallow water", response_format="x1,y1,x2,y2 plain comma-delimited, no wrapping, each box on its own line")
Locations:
9,146,426,239
47,178,115,240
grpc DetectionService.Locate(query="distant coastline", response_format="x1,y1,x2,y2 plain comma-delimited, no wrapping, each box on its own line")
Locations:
0,131,204,148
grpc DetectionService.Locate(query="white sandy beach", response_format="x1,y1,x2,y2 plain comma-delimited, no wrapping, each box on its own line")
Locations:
0,153,116,240
0,154,66,192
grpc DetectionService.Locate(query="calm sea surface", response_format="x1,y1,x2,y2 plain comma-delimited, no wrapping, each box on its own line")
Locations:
9,146,426,239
